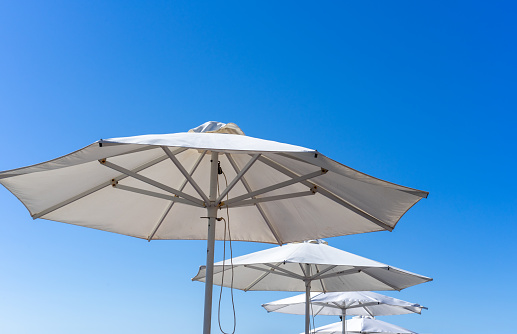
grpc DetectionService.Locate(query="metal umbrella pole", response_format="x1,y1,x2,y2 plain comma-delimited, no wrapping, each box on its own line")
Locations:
203,152,219,334
342,309,346,334
304,275,311,334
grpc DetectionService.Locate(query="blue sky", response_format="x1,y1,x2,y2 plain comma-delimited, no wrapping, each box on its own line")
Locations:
0,1,515,333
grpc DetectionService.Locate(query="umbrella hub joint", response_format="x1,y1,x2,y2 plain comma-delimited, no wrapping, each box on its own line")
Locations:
200,216,224,221
200,204,219,220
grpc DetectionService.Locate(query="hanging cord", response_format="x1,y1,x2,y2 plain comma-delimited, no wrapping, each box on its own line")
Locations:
310,296,316,334
217,167,236,334
309,267,320,334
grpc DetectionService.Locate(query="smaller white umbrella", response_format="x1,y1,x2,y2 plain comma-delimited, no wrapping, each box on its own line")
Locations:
306,316,417,334
263,291,426,334
263,291,425,334
193,240,432,334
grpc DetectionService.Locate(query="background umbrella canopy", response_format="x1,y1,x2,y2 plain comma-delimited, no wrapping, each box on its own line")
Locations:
307,316,417,334
192,240,432,291
263,291,426,316
0,122,427,244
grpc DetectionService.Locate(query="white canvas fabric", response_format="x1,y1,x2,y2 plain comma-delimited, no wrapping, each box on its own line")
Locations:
192,240,432,291
0,121,428,244
262,291,426,316
306,316,417,334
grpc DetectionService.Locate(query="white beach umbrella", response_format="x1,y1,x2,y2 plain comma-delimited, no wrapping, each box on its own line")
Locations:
306,316,417,334
0,122,428,334
263,291,426,316
192,240,432,334
263,291,426,334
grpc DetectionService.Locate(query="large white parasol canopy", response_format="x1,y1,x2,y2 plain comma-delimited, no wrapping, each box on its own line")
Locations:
0,122,428,334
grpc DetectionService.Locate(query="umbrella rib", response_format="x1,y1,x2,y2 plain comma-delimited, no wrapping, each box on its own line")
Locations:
313,306,325,316
147,150,207,241
318,279,327,294
0,145,158,180
243,262,282,291
362,304,375,317
31,180,112,219
313,264,329,293
265,263,306,280
309,265,338,280
221,169,327,207
216,154,261,203
225,154,283,245
243,265,298,280
277,152,429,198
346,302,382,310
101,160,204,207
315,267,362,280
30,151,184,219
276,152,322,167
148,201,174,241
316,301,342,310
401,305,424,314
255,155,394,232
225,190,316,208
263,303,296,313
315,189,393,232
113,184,204,207
243,264,305,280
299,263,309,277
360,269,402,291
161,146,209,203
243,271,272,292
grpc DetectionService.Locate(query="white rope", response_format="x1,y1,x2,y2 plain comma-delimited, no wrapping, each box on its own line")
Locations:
310,295,316,334
217,169,236,334
309,265,321,334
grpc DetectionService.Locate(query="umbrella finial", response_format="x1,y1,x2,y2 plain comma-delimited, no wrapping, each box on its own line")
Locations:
289,239,328,245
189,121,245,135
305,239,328,245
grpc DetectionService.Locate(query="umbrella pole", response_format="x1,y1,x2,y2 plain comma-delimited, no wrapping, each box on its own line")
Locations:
305,280,311,334
203,152,219,334
305,263,311,334
342,309,346,334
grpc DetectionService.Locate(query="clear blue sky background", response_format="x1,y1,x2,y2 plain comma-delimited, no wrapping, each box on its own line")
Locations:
0,1,515,333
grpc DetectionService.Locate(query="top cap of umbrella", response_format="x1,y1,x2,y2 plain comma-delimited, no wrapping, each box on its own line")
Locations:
188,121,245,135
290,239,329,245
